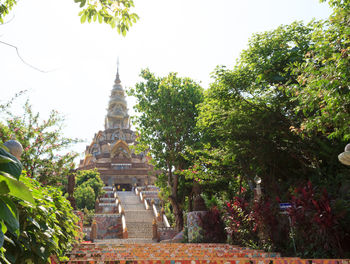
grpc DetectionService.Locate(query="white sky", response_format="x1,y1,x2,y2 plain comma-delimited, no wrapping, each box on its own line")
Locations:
0,0,331,157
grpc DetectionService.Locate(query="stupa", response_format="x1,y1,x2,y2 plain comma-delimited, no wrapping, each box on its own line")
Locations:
78,64,156,189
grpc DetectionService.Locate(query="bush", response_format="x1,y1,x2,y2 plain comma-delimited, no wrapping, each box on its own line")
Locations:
75,169,104,201
4,174,79,263
200,206,226,243
74,185,95,210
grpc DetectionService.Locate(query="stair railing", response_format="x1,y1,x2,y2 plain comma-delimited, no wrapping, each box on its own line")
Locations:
118,202,122,214
151,199,161,221
114,188,128,238
115,198,119,213
121,209,128,238
161,208,170,228
139,191,144,202
144,197,150,210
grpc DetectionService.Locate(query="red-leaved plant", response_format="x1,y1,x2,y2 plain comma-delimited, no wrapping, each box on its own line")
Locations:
288,181,346,258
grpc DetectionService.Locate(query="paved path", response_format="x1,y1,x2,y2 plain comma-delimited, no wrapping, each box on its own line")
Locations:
117,191,154,241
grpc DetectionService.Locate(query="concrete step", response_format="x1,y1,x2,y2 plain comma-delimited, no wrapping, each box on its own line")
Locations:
124,211,154,222
127,224,153,237
123,204,144,210
94,238,155,244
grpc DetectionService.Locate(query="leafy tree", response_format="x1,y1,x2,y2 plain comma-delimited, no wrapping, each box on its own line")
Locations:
74,185,96,210
194,1,350,257
196,21,318,198
75,169,104,201
0,98,80,262
289,0,350,140
128,69,204,230
0,100,80,187
0,0,138,35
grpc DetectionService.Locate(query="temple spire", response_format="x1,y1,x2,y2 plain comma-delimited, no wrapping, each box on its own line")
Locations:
115,57,121,84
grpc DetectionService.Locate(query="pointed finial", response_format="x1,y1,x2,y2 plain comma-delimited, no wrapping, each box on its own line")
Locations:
115,57,121,84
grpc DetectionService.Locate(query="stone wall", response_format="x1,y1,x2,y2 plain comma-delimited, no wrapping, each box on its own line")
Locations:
94,214,122,239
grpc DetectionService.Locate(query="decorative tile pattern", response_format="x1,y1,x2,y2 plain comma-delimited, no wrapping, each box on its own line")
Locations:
64,243,350,264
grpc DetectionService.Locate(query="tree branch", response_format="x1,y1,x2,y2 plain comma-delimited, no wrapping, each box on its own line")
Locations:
0,15,15,25
0,40,51,73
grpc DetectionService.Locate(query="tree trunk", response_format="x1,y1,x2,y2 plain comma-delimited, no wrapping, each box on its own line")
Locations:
169,195,184,232
168,172,184,231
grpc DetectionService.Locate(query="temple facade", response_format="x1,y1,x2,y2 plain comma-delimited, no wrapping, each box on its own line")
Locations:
78,67,156,189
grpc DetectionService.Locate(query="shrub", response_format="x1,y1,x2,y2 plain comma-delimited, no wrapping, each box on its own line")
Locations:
4,174,79,263
74,185,95,210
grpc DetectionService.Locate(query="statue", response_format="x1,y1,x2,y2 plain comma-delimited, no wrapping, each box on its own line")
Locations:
4,140,23,160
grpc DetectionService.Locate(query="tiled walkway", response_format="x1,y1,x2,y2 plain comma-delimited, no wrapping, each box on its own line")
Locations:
65,242,283,263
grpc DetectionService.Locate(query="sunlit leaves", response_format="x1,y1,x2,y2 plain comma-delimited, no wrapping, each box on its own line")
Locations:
76,0,139,36
3,176,79,263
128,69,204,229
0,147,34,262
0,0,17,24
0,100,80,187
0,0,138,35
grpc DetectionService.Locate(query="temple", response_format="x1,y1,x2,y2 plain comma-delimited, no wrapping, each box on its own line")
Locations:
78,65,156,189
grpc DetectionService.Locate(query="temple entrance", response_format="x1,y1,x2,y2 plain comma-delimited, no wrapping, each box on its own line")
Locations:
114,183,132,191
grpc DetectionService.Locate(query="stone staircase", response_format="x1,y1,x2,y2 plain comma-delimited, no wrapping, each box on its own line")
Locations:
65,242,285,263
117,191,154,241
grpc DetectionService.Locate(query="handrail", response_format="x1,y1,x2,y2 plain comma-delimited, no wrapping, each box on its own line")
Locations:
115,198,119,213
152,203,159,219
163,214,170,227
144,198,150,210
122,214,126,230
139,191,144,202
121,213,128,238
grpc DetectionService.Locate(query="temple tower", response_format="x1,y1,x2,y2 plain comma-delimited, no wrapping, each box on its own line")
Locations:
105,65,130,130
79,64,156,189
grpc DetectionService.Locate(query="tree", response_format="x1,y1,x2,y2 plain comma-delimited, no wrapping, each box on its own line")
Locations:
128,69,204,231
74,185,96,210
0,0,138,35
74,169,105,210
194,2,350,257
0,99,80,262
0,100,80,187
289,0,350,140
196,21,318,198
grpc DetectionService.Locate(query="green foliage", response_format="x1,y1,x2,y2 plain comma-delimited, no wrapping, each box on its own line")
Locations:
192,1,350,258
75,169,104,201
83,208,94,226
0,100,80,187
0,0,16,23
74,185,95,210
0,98,80,262
0,144,34,263
75,0,139,36
4,174,79,263
0,147,22,180
288,1,350,140
128,69,204,230
0,0,138,35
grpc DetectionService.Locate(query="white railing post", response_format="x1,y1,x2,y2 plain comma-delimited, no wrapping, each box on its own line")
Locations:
121,211,128,238
163,214,170,227
144,199,149,210
152,203,159,219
